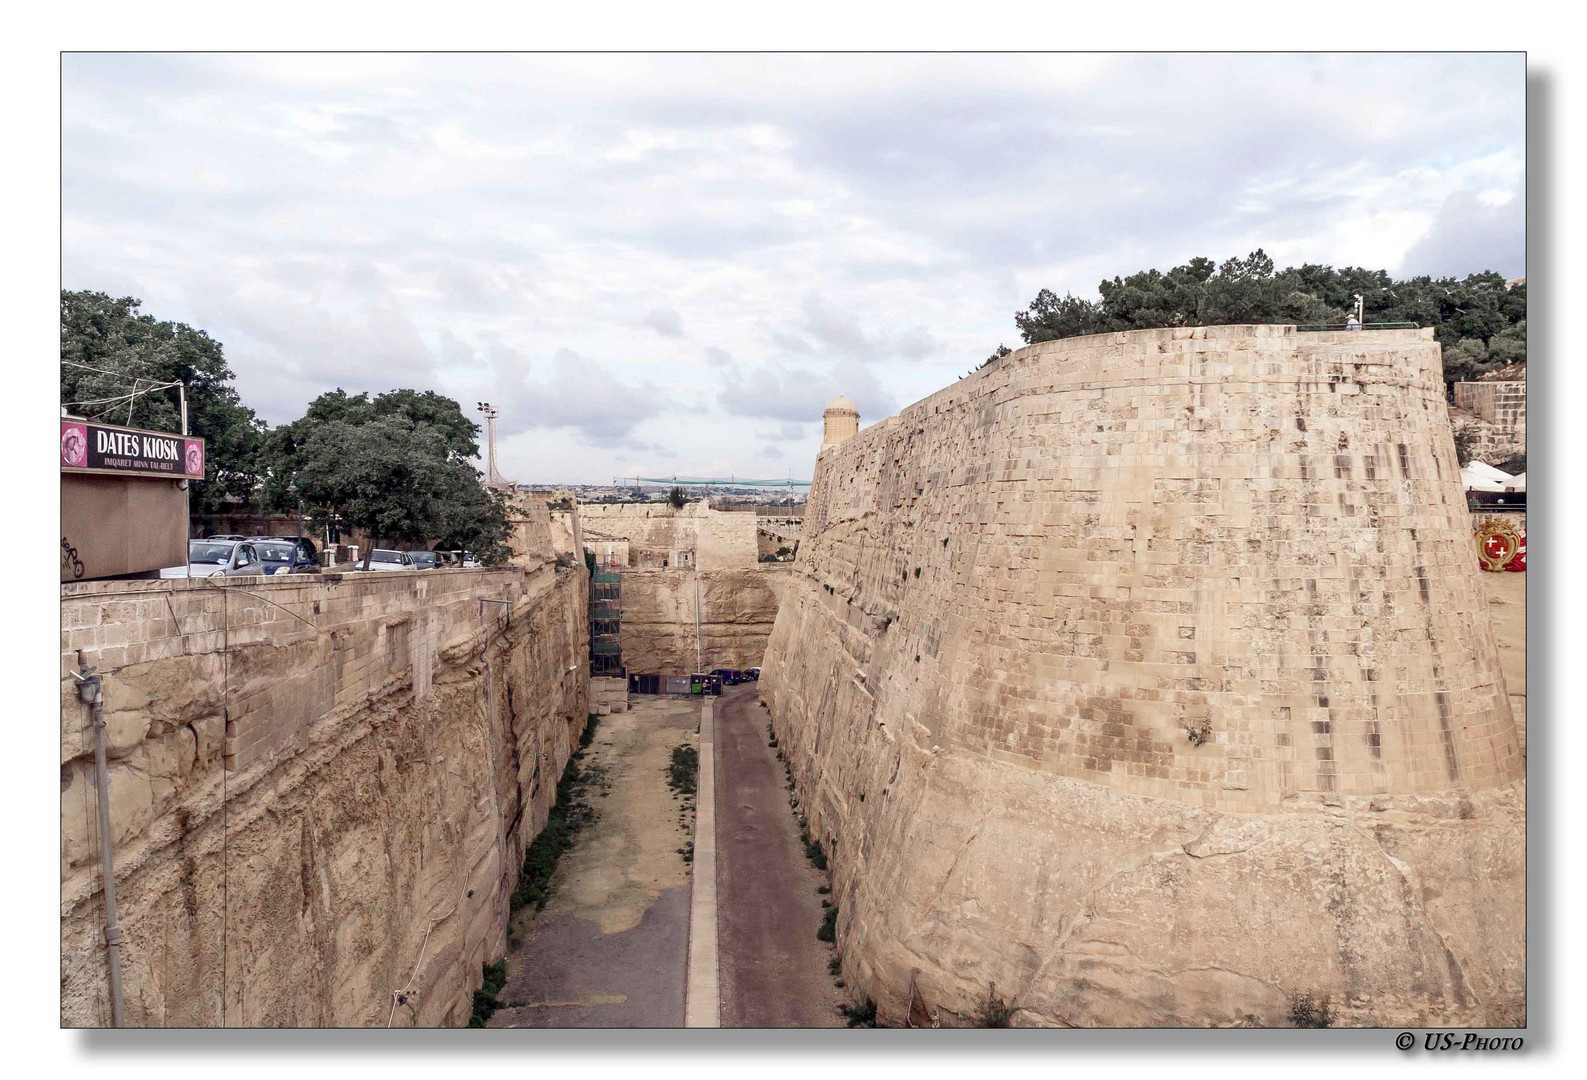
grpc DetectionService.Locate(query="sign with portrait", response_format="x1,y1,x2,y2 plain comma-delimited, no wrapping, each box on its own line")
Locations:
60,419,204,479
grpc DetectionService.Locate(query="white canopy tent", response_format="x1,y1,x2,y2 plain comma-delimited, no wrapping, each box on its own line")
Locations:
1462,460,1516,492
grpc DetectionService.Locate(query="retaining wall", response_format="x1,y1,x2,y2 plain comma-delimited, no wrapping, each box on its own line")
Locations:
60,559,589,1027
760,325,1524,1027
619,567,791,673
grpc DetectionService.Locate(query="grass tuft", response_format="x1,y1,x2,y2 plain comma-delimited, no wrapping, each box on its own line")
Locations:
667,743,699,796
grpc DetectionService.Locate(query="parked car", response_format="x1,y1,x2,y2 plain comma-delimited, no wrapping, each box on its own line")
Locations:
744,667,761,681
259,535,320,562
248,538,319,575
363,549,418,571
162,539,266,578
710,667,744,685
405,550,441,570
206,534,249,541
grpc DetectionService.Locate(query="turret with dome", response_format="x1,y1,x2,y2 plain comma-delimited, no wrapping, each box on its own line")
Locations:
822,395,860,449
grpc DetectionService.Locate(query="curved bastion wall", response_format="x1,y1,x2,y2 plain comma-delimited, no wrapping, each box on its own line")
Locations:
758,325,1523,1027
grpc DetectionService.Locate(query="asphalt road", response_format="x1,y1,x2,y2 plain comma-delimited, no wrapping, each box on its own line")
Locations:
714,683,847,1027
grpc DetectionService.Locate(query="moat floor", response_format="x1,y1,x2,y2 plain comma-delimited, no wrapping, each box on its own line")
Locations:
715,682,848,1027
490,697,698,1028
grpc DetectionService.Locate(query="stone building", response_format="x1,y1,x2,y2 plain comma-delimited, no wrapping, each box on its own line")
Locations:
760,325,1523,1028
821,394,860,449
1451,369,1526,465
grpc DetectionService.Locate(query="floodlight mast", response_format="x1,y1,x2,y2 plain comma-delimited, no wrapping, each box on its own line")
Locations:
476,401,508,487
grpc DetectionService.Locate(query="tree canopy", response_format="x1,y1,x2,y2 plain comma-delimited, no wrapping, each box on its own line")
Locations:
60,290,267,513
268,389,508,566
1008,251,1526,386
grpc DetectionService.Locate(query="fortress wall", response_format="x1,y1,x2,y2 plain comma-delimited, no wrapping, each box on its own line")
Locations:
578,502,758,569
619,567,792,673
760,325,1524,1027
60,558,590,1026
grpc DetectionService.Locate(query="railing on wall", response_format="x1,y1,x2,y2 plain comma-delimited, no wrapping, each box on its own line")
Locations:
1294,321,1420,331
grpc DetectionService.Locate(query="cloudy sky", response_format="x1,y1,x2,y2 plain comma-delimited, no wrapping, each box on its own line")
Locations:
61,53,1525,484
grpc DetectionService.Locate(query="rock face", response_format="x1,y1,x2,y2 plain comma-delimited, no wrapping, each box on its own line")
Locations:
759,326,1523,1027
61,539,589,1026
619,567,791,673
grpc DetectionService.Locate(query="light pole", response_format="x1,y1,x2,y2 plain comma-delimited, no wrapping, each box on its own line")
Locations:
476,401,507,487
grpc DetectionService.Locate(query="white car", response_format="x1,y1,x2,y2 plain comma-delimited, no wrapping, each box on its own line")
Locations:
161,539,266,578
363,549,418,571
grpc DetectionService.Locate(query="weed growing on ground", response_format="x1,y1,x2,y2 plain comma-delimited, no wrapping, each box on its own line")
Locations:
816,885,830,895
468,960,508,1027
511,754,601,912
839,998,877,1027
974,983,1014,1027
667,744,699,796
1288,991,1333,1028
580,714,601,749
828,955,842,975
817,905,838,942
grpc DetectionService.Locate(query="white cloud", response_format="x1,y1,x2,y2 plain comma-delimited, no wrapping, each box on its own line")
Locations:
61,52,1523,483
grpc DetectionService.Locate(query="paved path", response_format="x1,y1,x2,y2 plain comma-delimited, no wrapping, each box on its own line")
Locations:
714,683,847,1027
491,698,699,1028
685,698,720,1026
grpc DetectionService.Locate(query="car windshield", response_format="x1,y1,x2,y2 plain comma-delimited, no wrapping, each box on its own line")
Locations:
408,552,437,566
373,550,403,562
188,542,235,564
255,543,297,562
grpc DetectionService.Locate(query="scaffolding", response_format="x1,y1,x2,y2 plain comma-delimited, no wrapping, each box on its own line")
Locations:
590,556,622,676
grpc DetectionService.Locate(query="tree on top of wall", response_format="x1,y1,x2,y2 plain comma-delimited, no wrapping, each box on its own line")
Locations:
669,486,687,509
1011,253,1526,388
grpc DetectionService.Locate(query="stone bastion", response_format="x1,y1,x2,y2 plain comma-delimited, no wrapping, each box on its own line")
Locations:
758,325,1523,1027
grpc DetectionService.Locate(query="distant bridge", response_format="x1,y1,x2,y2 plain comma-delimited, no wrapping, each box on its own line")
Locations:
612,475,811,489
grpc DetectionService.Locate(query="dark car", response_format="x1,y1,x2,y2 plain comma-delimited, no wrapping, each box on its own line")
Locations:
744,667,761,681
405,550,441,570
249,538,319,575
710,667,744,685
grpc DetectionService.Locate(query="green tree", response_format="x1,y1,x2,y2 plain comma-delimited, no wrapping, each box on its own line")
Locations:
269,391,507,568
1013,254,1525,388
668,485,687,509
60,290,267,514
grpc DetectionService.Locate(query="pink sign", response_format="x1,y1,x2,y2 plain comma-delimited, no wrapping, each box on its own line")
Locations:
61,422,88,468
184,439,204,478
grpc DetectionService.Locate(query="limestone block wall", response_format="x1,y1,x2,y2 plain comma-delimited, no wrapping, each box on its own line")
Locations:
60,561,590,1027
761,325,1523,1027
619,567,791,673
577,502,759,569
1451,378,1526,466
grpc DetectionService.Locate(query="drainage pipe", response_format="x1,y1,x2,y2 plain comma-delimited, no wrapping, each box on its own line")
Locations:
74,660,125,1027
